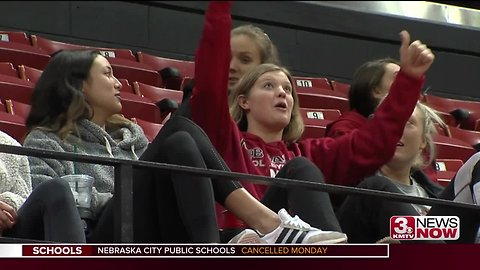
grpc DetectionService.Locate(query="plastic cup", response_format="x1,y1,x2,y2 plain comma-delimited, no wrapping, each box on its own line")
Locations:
61,174,94,209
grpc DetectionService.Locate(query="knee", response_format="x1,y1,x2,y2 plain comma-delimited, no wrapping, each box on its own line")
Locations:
282,157,325,183
36,178,75,204
165,131,196,151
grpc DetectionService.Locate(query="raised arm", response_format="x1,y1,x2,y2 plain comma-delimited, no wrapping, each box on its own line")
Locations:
190,1,235,147
303,30,435,186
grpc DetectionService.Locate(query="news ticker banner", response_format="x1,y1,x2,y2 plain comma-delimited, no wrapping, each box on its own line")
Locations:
0,244,388,258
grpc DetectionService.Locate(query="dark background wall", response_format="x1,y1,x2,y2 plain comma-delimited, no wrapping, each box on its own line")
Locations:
1,1,479,100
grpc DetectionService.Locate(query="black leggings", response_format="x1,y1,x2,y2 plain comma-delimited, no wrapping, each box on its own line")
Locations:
4,178,85,243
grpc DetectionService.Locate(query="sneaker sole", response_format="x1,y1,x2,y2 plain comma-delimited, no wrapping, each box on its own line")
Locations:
229,230,265,244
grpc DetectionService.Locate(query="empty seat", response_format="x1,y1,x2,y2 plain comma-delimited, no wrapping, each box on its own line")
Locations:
433,134,476,163
118,79,136,95
0,42,50,70
301,119,332,139
330,81,350,96
18,64,42,84
0,62,19,78
119,92,162,124
299,108,341,121
0,31,33,45
0,111,27,143
32,35,161,87
292,76,332,94
137,52,194,90
435,159,463,187
131,117,163,142
0,74,34,104
297,91,349,113
424,94,480,113
132,81,183,104
5,99,31,119
448,126,480,151
132,81,183,122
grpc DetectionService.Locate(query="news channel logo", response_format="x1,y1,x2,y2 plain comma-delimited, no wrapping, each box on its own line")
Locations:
390,216,460,240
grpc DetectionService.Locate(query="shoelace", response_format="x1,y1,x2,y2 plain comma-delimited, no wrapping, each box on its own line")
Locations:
284,215,313,230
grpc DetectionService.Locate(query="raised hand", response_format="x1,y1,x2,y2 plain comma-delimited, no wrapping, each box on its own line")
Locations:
399,30,435,79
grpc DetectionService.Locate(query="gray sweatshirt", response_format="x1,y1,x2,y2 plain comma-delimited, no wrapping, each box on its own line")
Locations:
0,131,32,212
23,119,148,216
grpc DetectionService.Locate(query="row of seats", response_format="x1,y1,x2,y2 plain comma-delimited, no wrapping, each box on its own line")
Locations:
0,31,194,90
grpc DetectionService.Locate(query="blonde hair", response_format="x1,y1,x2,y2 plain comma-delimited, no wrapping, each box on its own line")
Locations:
412,102,446,170
229,63,304,143
231,25,281,65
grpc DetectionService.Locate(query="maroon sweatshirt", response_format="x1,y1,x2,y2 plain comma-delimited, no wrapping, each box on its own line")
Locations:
191,2,424,201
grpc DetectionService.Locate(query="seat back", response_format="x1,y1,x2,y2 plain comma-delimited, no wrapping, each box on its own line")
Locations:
131,118,163,142
5,99,31,120
18,64,43,84
433,134,476,162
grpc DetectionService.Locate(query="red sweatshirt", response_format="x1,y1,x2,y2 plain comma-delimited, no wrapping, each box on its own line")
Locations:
191,2,424,200
325,110,368,138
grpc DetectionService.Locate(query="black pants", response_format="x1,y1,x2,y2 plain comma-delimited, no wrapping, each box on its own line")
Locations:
336,176,421,243
4,178,86,243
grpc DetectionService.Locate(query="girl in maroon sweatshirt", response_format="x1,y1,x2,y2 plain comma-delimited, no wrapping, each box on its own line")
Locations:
189,1,435,229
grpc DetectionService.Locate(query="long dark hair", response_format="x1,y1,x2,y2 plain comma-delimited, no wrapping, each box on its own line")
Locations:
26,50,99,138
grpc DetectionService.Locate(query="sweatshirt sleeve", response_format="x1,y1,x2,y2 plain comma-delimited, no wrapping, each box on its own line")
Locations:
299,70,424,187
190,1,236,153
0,136,32,212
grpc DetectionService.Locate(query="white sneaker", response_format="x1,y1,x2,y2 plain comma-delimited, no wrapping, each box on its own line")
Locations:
229,209,348,244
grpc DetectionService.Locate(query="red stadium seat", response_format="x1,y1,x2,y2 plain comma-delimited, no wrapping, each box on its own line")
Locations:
5,99,31,120
137,52,194,90
0,111,27,143
435,159,463,187
32,35,161,87
131,118,163,142
0,62,19,78
448,126,480,151
18,64,42,84
0,42,50,70
118,79,136,95
292,76,332,94
297,90,349,113
433,133,476,163
0,74,34,104
132,81,183,104
119,92,162,124
330,81,350,96
299,108,341,121
0,31,33,45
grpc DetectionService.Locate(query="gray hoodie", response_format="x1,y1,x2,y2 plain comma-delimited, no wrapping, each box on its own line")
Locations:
23,119,148,216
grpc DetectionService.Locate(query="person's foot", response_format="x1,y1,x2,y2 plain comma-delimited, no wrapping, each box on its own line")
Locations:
229,209,348,244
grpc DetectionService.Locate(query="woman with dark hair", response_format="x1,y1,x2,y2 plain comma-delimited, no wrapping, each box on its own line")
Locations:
325,58,439,185
325,58,400,138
